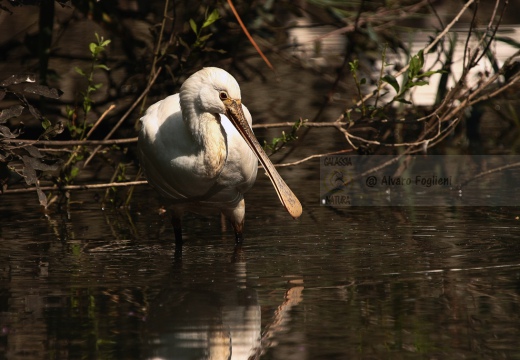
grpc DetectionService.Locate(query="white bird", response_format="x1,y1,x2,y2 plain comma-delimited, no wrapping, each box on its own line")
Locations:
138,67,302,246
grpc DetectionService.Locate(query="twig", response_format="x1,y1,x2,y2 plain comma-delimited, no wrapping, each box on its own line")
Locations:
458,161,520,189
470,72,520,105
140,0,171,115
339,0,476,122
227,0,274,71
3,137,138,146
85,104,116,139
83,67,163,166
272,149,354,168
308,0,430,44
472,0,506,67
150,0,169,84
61,104,116,170
252,121,349,129
340,0,515,153
1,180,148,195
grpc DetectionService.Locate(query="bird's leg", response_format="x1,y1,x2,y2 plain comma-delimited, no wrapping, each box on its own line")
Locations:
231,220,244,245
221,199,246,245
220,213,227,233
170,208,184,248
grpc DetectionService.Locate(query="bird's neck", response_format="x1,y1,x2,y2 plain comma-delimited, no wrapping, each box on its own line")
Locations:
183,108,227,178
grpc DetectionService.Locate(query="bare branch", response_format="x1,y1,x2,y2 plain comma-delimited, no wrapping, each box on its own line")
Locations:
1,180,148,195
83,67,163,166
272,149,354,168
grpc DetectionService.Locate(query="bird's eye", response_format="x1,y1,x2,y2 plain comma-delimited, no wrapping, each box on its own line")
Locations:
219,91,229,100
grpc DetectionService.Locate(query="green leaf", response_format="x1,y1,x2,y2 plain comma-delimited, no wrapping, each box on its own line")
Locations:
495,36,520,49
417,50,424,68
95,64,110,71
409,51,424,79
70,166,79,179
383,74,400,93
360,78,366,85
416,70,442,78
349,60,359,72
198,33,213,43
101,39,111,47
411,80,429,87
409,58,419,78
396,98,412,104
202,9,220,28
178,37,190,50
74,67,86,76
189,19,198,34
41,118,52,130
89,42,98,55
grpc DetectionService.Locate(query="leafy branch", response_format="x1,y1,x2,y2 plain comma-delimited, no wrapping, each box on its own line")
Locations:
263,118,305,156
382,50,444,105
69,33,111,140
61,33,111,186
188,9,220,50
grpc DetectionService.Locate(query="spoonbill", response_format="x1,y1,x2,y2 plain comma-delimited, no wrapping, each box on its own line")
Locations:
138,67,302,246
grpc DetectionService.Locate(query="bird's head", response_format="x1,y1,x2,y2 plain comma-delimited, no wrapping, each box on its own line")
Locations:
180,67,242,116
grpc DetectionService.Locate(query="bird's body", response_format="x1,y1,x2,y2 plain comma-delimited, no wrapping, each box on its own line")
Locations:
139,92,257,210
138,67,301,246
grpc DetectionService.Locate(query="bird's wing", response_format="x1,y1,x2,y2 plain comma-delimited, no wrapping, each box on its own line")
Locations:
139,94,213,199
139,96,257,208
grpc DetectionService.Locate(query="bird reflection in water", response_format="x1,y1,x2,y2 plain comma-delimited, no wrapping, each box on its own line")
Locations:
145,250,260,360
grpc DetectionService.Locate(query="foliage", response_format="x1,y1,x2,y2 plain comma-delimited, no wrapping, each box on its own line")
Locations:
188,9,221,50
382,50,444,104
68,33,111,140
263,118,305,156
60,33,111,186
0,0,519,207
0,74,62,206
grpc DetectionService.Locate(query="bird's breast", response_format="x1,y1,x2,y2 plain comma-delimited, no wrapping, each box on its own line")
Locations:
139,99,255,204
195,114,227,179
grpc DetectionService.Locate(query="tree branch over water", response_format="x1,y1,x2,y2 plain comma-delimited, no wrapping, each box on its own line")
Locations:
0,0,518,206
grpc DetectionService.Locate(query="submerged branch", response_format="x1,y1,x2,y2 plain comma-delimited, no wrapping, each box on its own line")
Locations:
458,161,520,189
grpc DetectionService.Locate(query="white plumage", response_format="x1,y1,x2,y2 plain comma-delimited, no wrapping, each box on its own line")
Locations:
138,67,301,246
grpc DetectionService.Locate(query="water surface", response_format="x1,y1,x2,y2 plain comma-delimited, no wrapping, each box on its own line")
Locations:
1,168,520,359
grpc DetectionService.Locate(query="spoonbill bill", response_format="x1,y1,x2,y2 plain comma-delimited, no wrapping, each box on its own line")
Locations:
138,67,302,246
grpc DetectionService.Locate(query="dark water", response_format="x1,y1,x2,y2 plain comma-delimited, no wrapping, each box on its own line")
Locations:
1,163,520,359
1,2,520,357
